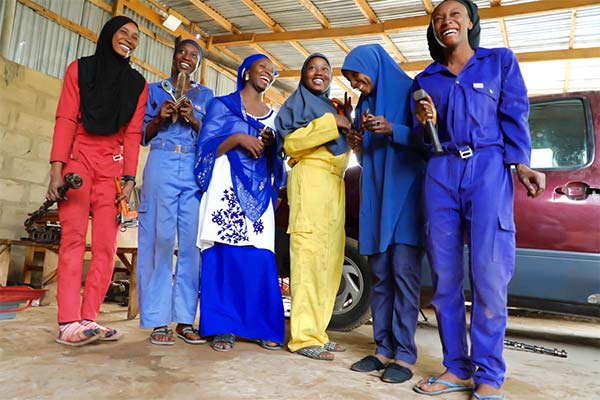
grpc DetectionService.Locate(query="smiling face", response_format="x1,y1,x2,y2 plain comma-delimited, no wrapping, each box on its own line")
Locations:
303,56,331,95
246,58,276,92
174,42,200,75
111,22,139,58
342,70,373,96
432,0,472,49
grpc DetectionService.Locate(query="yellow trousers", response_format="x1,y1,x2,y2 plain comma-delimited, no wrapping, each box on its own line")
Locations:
287,157,347,352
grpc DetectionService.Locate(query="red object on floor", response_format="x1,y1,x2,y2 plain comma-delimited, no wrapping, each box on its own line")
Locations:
0,286,47,313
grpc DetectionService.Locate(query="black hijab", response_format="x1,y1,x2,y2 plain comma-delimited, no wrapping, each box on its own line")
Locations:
78,16,145,134
427,0,481,61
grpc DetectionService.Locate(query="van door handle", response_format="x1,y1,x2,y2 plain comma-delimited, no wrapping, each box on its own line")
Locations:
555,181,598,200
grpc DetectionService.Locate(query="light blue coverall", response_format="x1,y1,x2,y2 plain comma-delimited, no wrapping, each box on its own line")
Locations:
137,79,214,328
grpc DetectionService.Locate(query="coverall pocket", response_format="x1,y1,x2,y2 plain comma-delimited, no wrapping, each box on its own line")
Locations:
286,170,313,234
472,85,499,101
493,215,516,263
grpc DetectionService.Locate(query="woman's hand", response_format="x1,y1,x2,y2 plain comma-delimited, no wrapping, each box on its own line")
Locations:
115,181,135,204
158,100,177,122
46,162,65,201
342,92,353,122
178,98,200,131
237,134,265,159
414,95,437,127
347,128,363,151
334,114,351,131
364,114,392,136
260,128,275,147
516,164,546,198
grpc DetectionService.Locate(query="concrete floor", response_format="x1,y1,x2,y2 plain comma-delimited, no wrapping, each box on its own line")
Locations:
0,303,598,400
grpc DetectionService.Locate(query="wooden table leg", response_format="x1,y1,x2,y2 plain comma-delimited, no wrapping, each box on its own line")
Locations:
40,250,58,306
127,253,138,320
0,244,11,286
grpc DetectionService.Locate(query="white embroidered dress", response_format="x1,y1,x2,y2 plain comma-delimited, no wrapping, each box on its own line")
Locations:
196,110,276,252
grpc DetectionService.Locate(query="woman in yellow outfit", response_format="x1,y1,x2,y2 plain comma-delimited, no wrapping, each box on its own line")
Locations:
275,53,352,361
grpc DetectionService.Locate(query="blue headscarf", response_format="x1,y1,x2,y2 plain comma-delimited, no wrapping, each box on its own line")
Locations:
236,53,279,91
341,44,412,135
195,55,285,222
275,53,348,156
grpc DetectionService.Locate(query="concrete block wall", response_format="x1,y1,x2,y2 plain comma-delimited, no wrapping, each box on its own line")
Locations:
0,57,149,283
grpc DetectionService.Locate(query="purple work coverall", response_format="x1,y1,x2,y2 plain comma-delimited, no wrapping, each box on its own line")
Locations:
411,47,531,388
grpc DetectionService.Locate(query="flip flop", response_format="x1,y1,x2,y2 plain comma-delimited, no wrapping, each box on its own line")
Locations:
254,339,281,350
211,333,235,352
177,327,206,345
149,327,175,346
413,377,474,396
474,393,505,400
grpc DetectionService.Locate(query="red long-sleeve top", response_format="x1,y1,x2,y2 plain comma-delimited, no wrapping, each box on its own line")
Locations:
50,61,148,176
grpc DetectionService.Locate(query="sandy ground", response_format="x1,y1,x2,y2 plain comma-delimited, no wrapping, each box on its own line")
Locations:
0,303,598,400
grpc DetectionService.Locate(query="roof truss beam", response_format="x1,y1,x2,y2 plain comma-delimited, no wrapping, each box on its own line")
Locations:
276,47,600,78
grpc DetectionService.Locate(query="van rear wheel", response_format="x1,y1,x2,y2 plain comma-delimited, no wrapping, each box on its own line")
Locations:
328,241,371,332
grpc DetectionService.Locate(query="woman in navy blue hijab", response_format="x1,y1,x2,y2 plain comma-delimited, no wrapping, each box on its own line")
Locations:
342,44,425,384
194,54,285,352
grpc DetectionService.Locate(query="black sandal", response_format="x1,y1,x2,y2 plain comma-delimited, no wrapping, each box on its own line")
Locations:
256,339,281,350
381,363,413,384
350,355,386,372
211,333,235,352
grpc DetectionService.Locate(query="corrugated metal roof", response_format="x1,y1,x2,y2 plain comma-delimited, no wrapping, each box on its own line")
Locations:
506,11,573,53
370,0,429,19
574,7,600,49
250,0,323,31
309,0,368,27
298,39,348,66
4,0,600,98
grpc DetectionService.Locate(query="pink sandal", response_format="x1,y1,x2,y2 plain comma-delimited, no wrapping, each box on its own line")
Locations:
81,320,123,341
56,322,100,347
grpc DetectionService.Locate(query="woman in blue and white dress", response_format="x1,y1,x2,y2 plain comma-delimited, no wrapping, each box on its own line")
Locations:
195,54,285,352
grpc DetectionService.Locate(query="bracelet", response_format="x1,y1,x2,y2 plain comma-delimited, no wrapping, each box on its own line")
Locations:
122,175,136,184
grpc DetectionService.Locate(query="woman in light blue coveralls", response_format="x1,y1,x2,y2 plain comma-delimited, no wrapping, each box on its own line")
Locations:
411,1,545,399
341,44,425,384
137,39,214,345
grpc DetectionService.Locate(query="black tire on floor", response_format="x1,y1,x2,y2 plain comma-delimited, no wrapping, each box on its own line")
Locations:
328,241,372,332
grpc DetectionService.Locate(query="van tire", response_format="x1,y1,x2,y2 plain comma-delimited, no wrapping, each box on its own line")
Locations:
328,241,372,332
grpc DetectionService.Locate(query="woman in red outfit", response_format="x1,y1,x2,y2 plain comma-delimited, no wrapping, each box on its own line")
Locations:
46,16,148,346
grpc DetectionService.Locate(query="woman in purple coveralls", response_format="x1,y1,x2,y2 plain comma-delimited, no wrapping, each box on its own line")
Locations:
411,1,545,399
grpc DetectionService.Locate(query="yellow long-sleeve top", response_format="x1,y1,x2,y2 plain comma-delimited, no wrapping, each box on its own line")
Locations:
283,113,349,173
283,112,349,234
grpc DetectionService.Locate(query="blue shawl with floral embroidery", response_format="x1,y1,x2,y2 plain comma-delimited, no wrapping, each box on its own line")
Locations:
194,91,285,222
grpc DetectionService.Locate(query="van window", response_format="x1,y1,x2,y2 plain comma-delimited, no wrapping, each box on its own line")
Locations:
528,98,593,169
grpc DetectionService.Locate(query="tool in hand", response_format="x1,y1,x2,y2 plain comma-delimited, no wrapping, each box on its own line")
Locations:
115,177,139,231
23,173,83,243
413,89,444,154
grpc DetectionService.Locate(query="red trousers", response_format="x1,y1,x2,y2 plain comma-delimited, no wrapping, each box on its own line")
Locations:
56,135,123,323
